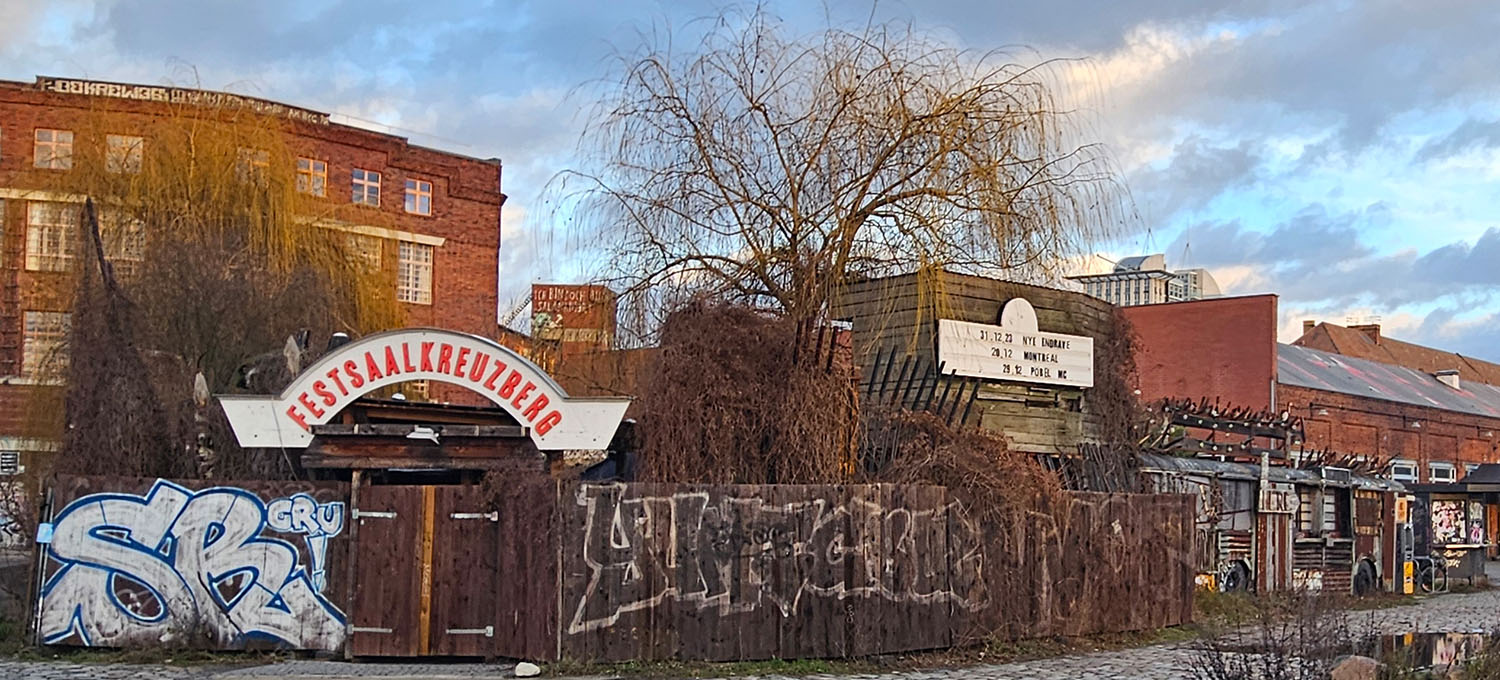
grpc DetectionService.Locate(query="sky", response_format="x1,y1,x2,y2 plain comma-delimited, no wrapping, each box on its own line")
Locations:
2,0,1497,359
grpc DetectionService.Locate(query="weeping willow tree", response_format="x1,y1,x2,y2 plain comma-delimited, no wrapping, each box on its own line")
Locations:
560,10,1127,341
32,102,404,480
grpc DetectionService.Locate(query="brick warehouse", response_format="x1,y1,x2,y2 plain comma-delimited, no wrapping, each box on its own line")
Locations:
0,76,507,463
1127,295,1500,483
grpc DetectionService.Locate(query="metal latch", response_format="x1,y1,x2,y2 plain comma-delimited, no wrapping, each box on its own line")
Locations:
445,626,495,637
449,511,499,521
353,509,397,519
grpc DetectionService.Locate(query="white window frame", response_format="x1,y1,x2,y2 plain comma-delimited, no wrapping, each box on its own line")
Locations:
236,148,269,183
404,178,432,215
100,210,146,277
25,202,78,272
34,128,73,170
397,241,433,305
352,168,381,207
22,311,70,380
1429,462,1457,483
297,157,327,197
106,134,144,174
1390,459,1418,483
344,233,382,271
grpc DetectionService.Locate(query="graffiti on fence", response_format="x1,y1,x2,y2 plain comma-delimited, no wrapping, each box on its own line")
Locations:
39,480,346,650
266,493,345,593
568,484,986,634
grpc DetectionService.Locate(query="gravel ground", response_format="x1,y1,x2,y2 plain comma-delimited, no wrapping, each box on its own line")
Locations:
4,589,1500,679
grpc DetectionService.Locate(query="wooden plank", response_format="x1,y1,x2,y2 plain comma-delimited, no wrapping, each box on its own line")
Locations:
350,485,422,657
430,485,497,657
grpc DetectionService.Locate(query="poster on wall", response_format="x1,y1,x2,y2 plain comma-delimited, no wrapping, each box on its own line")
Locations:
1432,500,1467,544
937,298,1094,388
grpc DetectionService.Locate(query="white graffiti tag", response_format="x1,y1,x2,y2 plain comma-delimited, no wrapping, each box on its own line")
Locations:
568,484,987,634
266,493,344,594
40,480,346,650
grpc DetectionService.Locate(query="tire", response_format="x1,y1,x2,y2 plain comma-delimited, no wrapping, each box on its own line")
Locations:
1220,561,1252,593
1353,559,1378,596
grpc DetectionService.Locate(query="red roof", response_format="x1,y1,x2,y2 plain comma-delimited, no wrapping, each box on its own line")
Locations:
1293,322,1500,387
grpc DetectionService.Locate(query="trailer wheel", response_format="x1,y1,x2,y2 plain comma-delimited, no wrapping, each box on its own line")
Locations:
1353,559,1378,596
1220,561,1252,593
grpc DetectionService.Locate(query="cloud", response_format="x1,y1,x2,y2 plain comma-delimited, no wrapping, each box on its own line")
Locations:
1417,118,1500,163
1130,135,1260,222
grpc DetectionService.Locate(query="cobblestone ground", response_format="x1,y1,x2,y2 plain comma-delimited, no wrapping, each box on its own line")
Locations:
5,590,1500,679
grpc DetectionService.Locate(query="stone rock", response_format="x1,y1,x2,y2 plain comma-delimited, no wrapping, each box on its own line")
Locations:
514,661,542,677
1330,655,1382,680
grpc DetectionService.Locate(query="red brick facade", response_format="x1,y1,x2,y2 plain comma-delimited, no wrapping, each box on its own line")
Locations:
1122,294,1278,410
1125,295,1500,482
1282,383,1500,480
0,77,506,443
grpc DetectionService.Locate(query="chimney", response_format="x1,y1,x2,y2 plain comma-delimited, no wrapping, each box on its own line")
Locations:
1349,323,1381,345
1302,320,1316,335
1436,369,1461,391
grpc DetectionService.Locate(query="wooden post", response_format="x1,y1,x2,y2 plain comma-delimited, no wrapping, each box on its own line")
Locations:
343,469,362,661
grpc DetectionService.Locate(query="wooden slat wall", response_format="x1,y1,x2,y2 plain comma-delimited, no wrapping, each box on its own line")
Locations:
551,483,1194,662
41,475,352,652
492,479,560,662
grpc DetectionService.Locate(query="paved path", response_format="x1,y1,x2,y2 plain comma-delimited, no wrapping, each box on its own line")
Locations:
5,589,1500,680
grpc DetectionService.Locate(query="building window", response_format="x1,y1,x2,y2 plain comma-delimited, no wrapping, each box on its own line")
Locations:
297,158,327,196
1430,463,1457,483
345,233,382,271
399,380,429,401
22,311,70,379
0,451,19,476
404,179,432,215
1390,459,1418,483
25,202,78,272
352,168,381,207
236,148,269,183
34,128,73,169
397,241,433,304
100,210,146,277
106,134,144,174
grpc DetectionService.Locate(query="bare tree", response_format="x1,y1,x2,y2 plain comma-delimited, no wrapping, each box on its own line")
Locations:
561,10,1126,331
31,103,404,480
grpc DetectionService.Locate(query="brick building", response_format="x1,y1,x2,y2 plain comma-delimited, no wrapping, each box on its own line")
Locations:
1127,295,1500,483
0,76,507,461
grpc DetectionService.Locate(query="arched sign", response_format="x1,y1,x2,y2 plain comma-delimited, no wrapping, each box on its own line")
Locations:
217,328,631,450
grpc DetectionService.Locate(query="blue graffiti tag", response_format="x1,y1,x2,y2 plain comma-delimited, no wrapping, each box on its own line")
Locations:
266,493,345,594
40,480,346,650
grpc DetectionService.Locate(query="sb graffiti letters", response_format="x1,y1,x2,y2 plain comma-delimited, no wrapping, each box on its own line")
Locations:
40,480,346,650
568,484,986,634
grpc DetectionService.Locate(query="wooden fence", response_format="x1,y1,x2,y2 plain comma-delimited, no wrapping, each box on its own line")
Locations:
33,476,1193,661
36,475,350,651
555,483,1194,662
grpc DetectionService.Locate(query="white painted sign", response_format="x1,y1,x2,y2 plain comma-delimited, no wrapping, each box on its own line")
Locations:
218,328,630,450
937,298,1094,388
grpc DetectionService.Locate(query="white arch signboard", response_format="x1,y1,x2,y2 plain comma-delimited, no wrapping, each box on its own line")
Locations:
218,328,631,450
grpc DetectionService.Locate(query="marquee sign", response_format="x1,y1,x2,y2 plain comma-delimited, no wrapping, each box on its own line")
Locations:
937,298,1095,388
218,328,630,450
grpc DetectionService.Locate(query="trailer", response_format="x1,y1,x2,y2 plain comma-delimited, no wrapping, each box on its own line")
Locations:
1140,453,1408,594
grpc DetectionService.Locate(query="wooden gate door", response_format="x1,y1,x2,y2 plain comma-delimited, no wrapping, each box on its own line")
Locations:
350,485,498,657
429,485,498,656
350,485,423,656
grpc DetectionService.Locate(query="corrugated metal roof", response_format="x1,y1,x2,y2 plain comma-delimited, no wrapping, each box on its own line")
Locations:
1137,452,1403,491
1279,344,1500,419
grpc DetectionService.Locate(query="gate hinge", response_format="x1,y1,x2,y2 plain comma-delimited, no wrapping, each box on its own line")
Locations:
445,625,494,637
353,509,397,520
449,511,498,521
